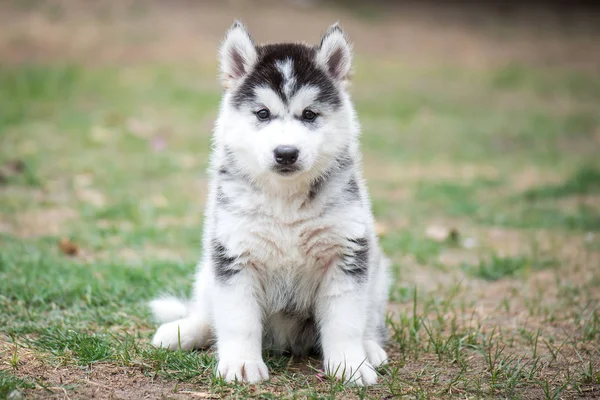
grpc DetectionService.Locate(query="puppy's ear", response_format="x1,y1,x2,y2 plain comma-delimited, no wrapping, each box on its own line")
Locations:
316,23,352,82
220,21,257,89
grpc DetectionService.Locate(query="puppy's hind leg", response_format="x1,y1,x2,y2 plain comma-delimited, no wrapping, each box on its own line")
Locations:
150,267,212,351
151,315,211,351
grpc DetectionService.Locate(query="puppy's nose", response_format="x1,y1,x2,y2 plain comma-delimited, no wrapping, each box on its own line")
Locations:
273,146,299,165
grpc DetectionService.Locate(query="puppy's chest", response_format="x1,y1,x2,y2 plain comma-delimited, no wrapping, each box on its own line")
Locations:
218,188,366,272
241,215,343,272
240,216,343,314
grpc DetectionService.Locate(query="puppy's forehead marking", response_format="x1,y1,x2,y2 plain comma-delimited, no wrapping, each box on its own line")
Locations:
232,43,341,110
275,58,296,100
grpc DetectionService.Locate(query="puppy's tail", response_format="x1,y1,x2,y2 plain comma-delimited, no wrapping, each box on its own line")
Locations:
149,296,189,323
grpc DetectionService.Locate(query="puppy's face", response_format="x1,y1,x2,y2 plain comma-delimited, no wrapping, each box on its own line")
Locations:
215,22,356,182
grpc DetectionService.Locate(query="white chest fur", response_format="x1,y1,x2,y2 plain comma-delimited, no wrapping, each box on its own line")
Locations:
211,179,367,314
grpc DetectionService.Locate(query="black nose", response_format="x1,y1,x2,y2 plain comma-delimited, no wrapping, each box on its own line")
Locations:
273,146,299,165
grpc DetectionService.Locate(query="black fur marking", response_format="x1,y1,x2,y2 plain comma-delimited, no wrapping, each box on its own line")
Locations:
344,176,361,202
342,237,369,281
217,165,244,184
218,147,253,185
216,185,230,207
335,153,353,171
218,167,229,176
307,175,328,202
306,153,353,202
212,240,239,283
232,43,341,110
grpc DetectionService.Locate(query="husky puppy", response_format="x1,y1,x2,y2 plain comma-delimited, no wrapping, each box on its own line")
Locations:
150,21,390,386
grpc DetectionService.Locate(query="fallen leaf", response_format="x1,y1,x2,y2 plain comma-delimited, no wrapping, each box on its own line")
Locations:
59,237,79,256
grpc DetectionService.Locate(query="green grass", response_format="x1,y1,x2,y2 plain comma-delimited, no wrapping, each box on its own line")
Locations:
490,63,600,101
462,254,557,281
0,371,34,398
523,166,600,200
33,329,115,365
1,37,599,399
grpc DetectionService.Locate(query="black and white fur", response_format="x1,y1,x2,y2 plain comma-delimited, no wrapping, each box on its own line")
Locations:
150,22,390,386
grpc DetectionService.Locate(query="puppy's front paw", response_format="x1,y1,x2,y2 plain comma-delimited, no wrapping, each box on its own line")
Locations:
364,340,388,368
217,359,269,383
324,354,378,386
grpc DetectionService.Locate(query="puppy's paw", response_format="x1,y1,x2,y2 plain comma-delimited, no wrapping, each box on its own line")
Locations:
364,340,388,368
324,355,378,386
217,359,269,383
151,319,200,351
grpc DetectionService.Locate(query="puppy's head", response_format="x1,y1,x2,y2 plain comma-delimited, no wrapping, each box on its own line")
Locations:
215,22,356,184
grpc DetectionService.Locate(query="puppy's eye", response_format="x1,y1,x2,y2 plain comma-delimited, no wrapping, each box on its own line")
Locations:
255,109,271,121
301,109,318,122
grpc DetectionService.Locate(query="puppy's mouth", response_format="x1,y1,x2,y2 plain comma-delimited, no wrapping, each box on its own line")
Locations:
272,164,302,176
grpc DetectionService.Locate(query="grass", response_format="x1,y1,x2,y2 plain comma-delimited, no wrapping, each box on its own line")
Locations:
461,254,557,281
1,7,600,400
0,370,34,399
523,166,600,200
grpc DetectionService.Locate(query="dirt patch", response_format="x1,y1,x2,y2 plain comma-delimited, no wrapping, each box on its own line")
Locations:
0,338,374,400
1,207,78,238
387,253,600,397
1,339,205,400
511,167,566,192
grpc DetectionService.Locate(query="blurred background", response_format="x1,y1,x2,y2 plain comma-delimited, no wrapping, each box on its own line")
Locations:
1,1,599,399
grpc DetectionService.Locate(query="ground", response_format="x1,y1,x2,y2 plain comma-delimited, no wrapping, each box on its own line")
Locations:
0,1,599,399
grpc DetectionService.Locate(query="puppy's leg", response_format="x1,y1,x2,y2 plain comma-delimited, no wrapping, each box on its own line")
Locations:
151,266,212,351
363,254,390,368
317,272,377,386
363,336,388,369
213,270,268,383
151,314,211,351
